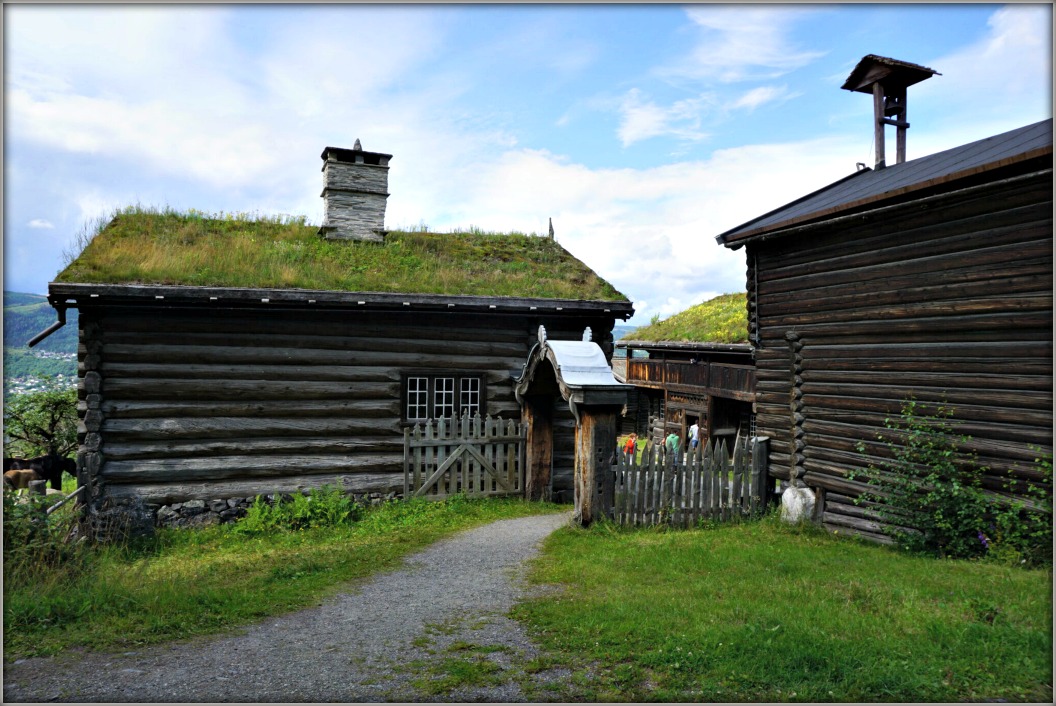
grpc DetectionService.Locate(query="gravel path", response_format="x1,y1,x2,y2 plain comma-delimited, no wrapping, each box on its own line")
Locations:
3,512,574,703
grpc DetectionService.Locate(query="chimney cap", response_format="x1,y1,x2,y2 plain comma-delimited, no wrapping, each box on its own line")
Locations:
320,144,393,163
841,54,940,94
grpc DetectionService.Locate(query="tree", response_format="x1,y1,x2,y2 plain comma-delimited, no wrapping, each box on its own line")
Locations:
3,379,78,458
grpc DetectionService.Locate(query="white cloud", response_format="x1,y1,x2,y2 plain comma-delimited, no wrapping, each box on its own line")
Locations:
728,85,797,112
672,6,826,83
27,219,54,229
913,5,1052,148
398,133,863,325
616,89,715,147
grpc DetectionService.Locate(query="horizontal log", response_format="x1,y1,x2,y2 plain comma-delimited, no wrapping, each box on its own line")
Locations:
101,343,523,369
796,369,1052,392
822,521,897,546
102,436,403,461
101,330,528,358
759,340,1053,361
102,379,400,401
102,416,403,441
99,362,399,382
100,399,400,420
760,309,1052,341
766,292,1052,329
102,472,404,505
97,312,534,343
101,453,403,481
758,253,1052,314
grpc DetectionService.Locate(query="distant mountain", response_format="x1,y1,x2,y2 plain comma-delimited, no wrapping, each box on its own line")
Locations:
3,291,79,353
613,324,637,341
4,291,78,393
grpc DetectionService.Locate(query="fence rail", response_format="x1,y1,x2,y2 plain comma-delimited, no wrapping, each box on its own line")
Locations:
404,414,526,500
610,437,769,527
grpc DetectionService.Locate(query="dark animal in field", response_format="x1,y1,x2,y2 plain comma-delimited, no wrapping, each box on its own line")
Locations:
4,468,42,491
5,455,76,491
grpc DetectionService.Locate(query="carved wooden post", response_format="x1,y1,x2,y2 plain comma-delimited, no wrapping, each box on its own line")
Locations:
572,407,617,527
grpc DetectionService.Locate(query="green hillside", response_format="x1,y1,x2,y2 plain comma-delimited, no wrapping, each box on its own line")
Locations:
3,292,79,353
621,292,749,344
3,292,78,390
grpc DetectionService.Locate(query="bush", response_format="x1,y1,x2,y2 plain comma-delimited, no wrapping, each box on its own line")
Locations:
853,399,1052,565
232,485,362,535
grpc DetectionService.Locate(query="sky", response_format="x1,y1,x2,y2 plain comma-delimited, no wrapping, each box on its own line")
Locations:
3,3,1052,326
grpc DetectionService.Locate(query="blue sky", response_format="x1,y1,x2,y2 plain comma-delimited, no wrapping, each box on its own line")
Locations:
4,3,1051,326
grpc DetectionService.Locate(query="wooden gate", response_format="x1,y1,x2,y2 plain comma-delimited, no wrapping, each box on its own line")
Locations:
404,414,526,499
609,436,769,527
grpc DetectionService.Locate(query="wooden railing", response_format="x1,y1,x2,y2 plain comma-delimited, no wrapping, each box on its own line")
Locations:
624,359,754,397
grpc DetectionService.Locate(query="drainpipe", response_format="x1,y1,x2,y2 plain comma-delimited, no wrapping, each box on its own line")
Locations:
27,303,67,348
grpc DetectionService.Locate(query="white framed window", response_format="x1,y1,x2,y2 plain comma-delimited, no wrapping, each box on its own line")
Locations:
433,377,455,419
403,373,485,422
406,376,429,421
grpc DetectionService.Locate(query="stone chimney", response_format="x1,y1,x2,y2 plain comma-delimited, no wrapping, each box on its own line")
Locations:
319,140,392,242
842,55,939,169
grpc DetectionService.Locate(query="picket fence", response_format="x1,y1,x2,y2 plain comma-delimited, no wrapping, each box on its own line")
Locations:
403,414,526,500
610,437,769,527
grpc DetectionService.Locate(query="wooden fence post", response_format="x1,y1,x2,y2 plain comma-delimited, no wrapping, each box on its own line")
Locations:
751,436,770,515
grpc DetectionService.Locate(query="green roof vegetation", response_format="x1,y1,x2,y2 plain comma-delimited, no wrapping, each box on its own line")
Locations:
56,207,628,301
622,292,748,343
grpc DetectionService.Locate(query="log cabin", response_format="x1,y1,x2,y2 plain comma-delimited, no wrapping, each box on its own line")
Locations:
716,74,1052,543
613,294,755,453
40,142,633,513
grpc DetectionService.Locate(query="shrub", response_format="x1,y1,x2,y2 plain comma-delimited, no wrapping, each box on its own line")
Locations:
853,399,1052,565
232,485,362,535
3,489,89,583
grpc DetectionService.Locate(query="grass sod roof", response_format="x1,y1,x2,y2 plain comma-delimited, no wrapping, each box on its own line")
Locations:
621,292,749,344
56,207,628,302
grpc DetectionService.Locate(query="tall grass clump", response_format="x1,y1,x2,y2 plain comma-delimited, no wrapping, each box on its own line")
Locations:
232,485,362,535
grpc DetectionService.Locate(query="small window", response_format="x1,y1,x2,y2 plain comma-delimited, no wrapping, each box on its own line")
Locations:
403,373,485,422
406,376,429,421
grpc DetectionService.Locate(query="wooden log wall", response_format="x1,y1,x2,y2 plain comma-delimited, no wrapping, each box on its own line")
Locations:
747,170,1053,539
78,307,611,506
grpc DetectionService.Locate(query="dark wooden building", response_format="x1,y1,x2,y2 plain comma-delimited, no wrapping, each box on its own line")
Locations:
42,143,633,511
716,118,1053,541
615,340,754,452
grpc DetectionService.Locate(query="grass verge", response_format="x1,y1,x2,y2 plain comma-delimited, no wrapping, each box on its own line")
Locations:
511,515,1053,702
3,495,564,660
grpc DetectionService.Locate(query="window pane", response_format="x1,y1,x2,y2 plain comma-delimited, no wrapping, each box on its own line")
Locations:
407,377,429,420
434,377,455,418
460,377,481,418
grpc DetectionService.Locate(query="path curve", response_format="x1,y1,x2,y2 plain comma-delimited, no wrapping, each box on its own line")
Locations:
3,512,571,703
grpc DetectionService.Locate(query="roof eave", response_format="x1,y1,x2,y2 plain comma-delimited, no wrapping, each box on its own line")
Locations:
47,282,635,318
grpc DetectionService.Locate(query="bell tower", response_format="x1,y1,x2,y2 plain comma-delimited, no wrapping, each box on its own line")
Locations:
842,55,940,169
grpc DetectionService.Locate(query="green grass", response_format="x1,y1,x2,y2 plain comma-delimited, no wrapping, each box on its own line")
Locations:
512,516,1053,702
3,495,565,659
56,206,627,301
623,292,747,343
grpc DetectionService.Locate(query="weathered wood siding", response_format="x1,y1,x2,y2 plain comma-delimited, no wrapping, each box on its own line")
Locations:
78,308,611,505
748,169,1052,539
